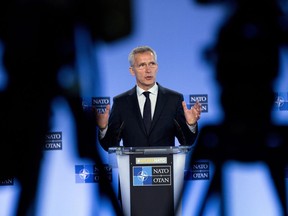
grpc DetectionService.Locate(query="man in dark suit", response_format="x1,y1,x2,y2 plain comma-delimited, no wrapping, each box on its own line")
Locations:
96,46,201,151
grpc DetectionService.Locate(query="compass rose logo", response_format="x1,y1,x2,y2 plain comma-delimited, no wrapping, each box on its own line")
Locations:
137,170,148,182
79,168,90,180
275,96,284,108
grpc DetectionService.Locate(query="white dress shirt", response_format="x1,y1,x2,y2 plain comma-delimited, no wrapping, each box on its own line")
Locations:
136,83,158,119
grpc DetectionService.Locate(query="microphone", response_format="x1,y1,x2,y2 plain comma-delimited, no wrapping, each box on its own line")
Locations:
174,119,186,145
116,121,125,144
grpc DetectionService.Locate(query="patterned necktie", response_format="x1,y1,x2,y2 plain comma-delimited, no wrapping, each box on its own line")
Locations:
143,91,151,133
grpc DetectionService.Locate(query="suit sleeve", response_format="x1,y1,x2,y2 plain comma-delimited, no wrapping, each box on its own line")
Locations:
175,94,198,146
98,98,123,151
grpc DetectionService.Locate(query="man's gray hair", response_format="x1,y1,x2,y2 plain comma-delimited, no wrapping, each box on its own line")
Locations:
128,46,157,66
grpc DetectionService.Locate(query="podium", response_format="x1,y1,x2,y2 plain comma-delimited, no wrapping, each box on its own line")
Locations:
108,146,191,216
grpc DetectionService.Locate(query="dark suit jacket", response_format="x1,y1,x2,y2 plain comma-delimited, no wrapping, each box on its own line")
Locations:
99,83,198,151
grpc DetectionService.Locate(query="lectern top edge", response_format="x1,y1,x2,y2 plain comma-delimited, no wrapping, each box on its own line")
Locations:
108,146,192,155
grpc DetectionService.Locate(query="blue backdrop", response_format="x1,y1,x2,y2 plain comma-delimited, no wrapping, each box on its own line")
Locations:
0,0,287,215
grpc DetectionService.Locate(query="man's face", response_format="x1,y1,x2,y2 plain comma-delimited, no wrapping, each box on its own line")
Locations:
129,51,158,90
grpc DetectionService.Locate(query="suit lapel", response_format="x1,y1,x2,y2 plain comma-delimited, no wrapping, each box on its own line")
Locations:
127,84,168,136
150,85,167,132
127,86,147,134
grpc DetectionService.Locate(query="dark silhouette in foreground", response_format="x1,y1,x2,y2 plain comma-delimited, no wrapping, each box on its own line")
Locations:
0,0,132,215
190,0,288,215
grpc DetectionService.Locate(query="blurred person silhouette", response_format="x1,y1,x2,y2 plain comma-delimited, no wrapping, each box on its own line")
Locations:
0,0,132,215
96,45,202,151
191,0,288,215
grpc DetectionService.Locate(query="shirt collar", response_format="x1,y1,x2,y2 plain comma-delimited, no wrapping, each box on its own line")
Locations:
137,83,158,96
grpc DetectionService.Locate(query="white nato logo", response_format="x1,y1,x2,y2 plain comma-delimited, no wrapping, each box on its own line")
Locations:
137,170,148,182
79,169,90,180
275,96,285,108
